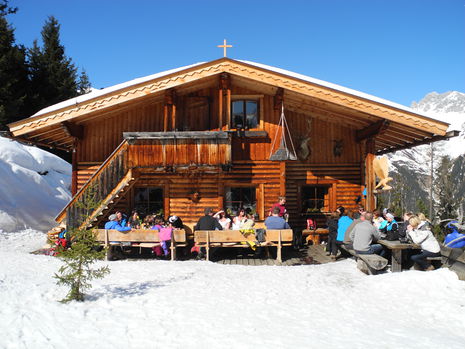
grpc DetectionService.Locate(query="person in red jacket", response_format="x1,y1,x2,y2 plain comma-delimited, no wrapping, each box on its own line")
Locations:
269,196,288,220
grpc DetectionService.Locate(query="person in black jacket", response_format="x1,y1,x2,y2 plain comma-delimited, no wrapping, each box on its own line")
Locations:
193,207,223,260
326,211,340,260
194,207,223,231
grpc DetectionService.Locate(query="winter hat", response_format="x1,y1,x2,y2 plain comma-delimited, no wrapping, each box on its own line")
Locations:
169,215,178,223
386,213,394,220
108,214,117,221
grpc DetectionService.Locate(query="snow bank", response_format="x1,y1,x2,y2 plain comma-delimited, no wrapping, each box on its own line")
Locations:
0,136,71,232
0,232,464,349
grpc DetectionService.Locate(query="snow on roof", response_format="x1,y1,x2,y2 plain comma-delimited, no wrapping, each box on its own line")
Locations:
31,62,205,117
239,60,448,123
31,59,449,128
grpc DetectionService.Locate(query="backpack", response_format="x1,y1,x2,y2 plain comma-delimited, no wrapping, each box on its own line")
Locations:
385,222,399,241
307,218,316,230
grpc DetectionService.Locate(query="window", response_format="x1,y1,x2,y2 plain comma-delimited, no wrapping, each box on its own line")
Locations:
224,186,256,214
301,186,329,213
134,187,163,216
232,100,258,129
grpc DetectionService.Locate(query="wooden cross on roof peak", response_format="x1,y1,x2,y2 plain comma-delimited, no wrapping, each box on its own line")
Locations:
217,39,232,57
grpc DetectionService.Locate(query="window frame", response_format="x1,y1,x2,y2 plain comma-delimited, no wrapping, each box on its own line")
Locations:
223,184,258,217
231,98,260,130
133,186,164,216
297,180,336,215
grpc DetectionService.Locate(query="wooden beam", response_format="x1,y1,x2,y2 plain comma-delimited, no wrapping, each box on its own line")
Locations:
377,130,460,155
274,88,284,110
71,141,78,195
61,121,84,140
356,120,390,142
219,73,230,130
365,138,376,211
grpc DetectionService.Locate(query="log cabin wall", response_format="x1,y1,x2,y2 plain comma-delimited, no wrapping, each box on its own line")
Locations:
110,160,281,230
284,109,363,230
73,75,363,232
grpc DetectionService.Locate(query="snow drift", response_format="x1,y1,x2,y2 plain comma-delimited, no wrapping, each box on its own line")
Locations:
0,136,71,232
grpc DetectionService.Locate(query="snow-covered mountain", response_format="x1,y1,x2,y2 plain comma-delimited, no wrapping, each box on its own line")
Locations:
387,91,465,217
0,136,71,232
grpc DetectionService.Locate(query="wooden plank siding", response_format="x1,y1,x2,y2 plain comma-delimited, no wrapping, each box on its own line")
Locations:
286,162,363,231
65,76,366,232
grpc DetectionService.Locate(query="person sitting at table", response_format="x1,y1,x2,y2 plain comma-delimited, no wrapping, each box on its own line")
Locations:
115,210,128,227
350,212,385,256
192,207,223,259
265,207,291,229
213,209,231,230
168,215,184,229
336,206,353,251
343,209,366,249
105,214,132,232
381,213,399,240
407,216,441,271
373,210,386,231
417,213,433,231
242,212,256,229
232,208,247,230
128,210,141,229
398,212,414,241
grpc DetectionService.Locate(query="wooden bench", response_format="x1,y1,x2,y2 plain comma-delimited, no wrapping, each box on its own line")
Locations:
194,229,293,263
340,244,388,275
95,229,187,261
302,228,329,245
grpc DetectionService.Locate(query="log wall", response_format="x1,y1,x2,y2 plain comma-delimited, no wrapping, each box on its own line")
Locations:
72,78,365,232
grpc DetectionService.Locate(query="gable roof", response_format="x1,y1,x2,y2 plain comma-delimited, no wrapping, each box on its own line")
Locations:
7,58,454,154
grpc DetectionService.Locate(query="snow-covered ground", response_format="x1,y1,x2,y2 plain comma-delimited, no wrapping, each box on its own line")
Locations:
2,93,465,348
1,230,464,349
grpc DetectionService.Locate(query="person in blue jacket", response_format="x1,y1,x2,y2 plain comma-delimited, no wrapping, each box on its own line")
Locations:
105,214,132,232
336,206,353,242
444,221,465,248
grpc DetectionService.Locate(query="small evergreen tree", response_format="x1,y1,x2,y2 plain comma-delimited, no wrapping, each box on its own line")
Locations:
54,229,110,302
54,186,110,302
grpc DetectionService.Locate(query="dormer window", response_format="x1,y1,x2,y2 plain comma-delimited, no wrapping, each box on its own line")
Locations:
232,100,258,129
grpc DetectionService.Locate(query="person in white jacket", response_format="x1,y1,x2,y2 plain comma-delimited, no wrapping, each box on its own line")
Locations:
407,216,441,271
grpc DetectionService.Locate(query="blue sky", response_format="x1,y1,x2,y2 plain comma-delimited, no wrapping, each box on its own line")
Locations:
6,0,465,106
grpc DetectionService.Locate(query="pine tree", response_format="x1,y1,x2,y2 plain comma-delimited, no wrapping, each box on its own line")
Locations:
0,0,17,16
0,14,29,128
435,155,458,221
54,186,110,302
28,16,86,114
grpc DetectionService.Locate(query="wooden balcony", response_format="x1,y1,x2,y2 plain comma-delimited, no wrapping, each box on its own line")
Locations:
124,131,232,168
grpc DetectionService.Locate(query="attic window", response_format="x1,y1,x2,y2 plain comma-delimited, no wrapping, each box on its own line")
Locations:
231,100,258,129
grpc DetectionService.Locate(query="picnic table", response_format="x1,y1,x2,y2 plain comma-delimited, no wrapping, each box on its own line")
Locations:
378,239,420,272
302,228,329,245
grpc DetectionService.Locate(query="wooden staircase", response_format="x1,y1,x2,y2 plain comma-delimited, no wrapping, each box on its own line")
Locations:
56,140,136,230
79,169,137,229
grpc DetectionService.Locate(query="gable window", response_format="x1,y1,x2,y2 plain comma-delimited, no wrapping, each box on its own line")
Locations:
232,100,258,129
301,185,330,213
134,187,164,216
224,186,256,215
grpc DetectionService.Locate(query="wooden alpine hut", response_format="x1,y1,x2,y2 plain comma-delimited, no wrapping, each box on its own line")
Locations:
7,57,456,233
